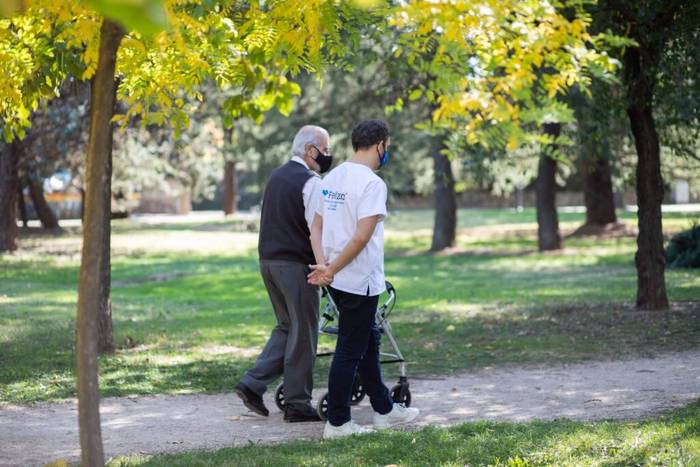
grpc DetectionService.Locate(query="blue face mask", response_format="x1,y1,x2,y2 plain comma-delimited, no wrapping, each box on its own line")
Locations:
379,149,390,168
378,142,390,169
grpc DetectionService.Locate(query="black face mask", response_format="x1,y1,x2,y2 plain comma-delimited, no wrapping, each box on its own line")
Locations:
313,146,333,173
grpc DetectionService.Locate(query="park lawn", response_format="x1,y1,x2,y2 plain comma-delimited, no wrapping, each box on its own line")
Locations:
1,208,699,403
111,399,700,467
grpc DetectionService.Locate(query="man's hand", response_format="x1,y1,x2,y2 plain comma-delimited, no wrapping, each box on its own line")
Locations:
307,215,380,287
307,263,334,286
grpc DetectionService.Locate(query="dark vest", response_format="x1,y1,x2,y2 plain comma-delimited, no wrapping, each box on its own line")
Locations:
258,160,316,264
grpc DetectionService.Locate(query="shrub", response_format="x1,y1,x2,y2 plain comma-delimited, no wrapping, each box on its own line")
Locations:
665,223,700,268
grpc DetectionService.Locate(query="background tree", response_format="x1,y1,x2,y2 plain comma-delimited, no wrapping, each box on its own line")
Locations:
535,123,563,250
594,0,700,310
430,134,457,251
0,142,19,251
0,5,85,249
231,32,437,211
570,83,622,232
223,126,237,215
392,0,618,252
15,81,90,230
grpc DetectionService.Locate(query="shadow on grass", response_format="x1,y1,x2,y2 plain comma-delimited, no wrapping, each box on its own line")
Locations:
110,253,258,288
110,220,254,234
0,254,266,402
0,317,76,402
98,356,252,399
388,301,700,377
2,246,699,404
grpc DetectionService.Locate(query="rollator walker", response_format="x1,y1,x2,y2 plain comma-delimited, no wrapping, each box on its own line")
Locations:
274,281,411,420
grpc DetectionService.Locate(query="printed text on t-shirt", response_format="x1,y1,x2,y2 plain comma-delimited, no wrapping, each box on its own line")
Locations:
322,189,346,211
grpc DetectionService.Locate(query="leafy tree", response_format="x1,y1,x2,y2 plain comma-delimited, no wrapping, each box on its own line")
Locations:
594,0,700,310
15,81,90,229
392,0,616,144
391,0,618,252
231,31,437,212
2,1,376,464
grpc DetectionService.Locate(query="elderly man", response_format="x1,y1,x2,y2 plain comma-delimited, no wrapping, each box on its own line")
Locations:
235,125,333,423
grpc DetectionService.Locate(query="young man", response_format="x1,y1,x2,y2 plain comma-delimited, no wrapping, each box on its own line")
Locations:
235,125,333,423
308,119,419,438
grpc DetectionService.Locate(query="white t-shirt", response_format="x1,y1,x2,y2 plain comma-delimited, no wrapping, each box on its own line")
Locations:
317,161,387,296
291,156,322,230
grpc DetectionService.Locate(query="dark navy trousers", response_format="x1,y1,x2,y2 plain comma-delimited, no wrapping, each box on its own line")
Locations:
326,287,393,426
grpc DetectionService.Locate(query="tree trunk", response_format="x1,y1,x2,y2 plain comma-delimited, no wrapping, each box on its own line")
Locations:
98,148,114,355
223,160,237,215
27,173,60,229
536,123,562,251
582,155,617,226
623,46,668,310
430,137,457,251
17,178,28,228
0,142,19,252
76,19,123,467
514,188,524,212
80,187,86,224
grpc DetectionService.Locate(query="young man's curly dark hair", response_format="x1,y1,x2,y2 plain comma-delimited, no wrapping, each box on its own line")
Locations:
351,119,389,151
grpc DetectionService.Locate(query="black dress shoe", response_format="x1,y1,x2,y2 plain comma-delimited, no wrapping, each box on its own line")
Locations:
234,383,269,416
284,403,322,422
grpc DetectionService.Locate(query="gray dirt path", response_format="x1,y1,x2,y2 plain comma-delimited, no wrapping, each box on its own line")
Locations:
1,350,699,466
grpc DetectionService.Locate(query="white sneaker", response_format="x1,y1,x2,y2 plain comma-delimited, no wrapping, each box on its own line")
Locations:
373,403,419,429
323,420,374,439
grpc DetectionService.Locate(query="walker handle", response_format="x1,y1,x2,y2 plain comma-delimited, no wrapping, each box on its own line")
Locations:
385,280,395,298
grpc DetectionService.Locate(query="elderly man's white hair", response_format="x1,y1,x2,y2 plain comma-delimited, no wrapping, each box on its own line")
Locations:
291,125,329,159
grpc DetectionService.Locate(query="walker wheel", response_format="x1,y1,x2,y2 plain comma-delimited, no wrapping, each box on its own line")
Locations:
316,392,329,420
274,383,285,411
391,383,411,407
350,377,365,405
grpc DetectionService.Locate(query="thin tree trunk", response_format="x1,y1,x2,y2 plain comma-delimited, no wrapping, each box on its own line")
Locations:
572,80,618,230
17,178,28,228
80,187,86,224
98,149,114,355
223,160,237,215
582,155,617,226
430,137,457,251
514,188,524,212
613,190,626,210
623,46,668,310
536,123,562,251
0,142,19,252
27,173,60,229
223,126,237,216
76,19,123,467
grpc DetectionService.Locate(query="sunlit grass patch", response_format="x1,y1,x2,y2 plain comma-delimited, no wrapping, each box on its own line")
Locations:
109,399,700,466
1,208,698,403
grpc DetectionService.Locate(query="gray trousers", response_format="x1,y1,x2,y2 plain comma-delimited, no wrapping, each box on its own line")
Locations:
240,260,320,406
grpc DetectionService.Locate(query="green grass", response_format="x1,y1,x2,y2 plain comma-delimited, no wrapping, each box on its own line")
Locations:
384,206,697,231
110,399,700,466
1,208,699,403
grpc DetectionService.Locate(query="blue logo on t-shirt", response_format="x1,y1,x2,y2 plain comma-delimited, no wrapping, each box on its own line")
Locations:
323,189,346,211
